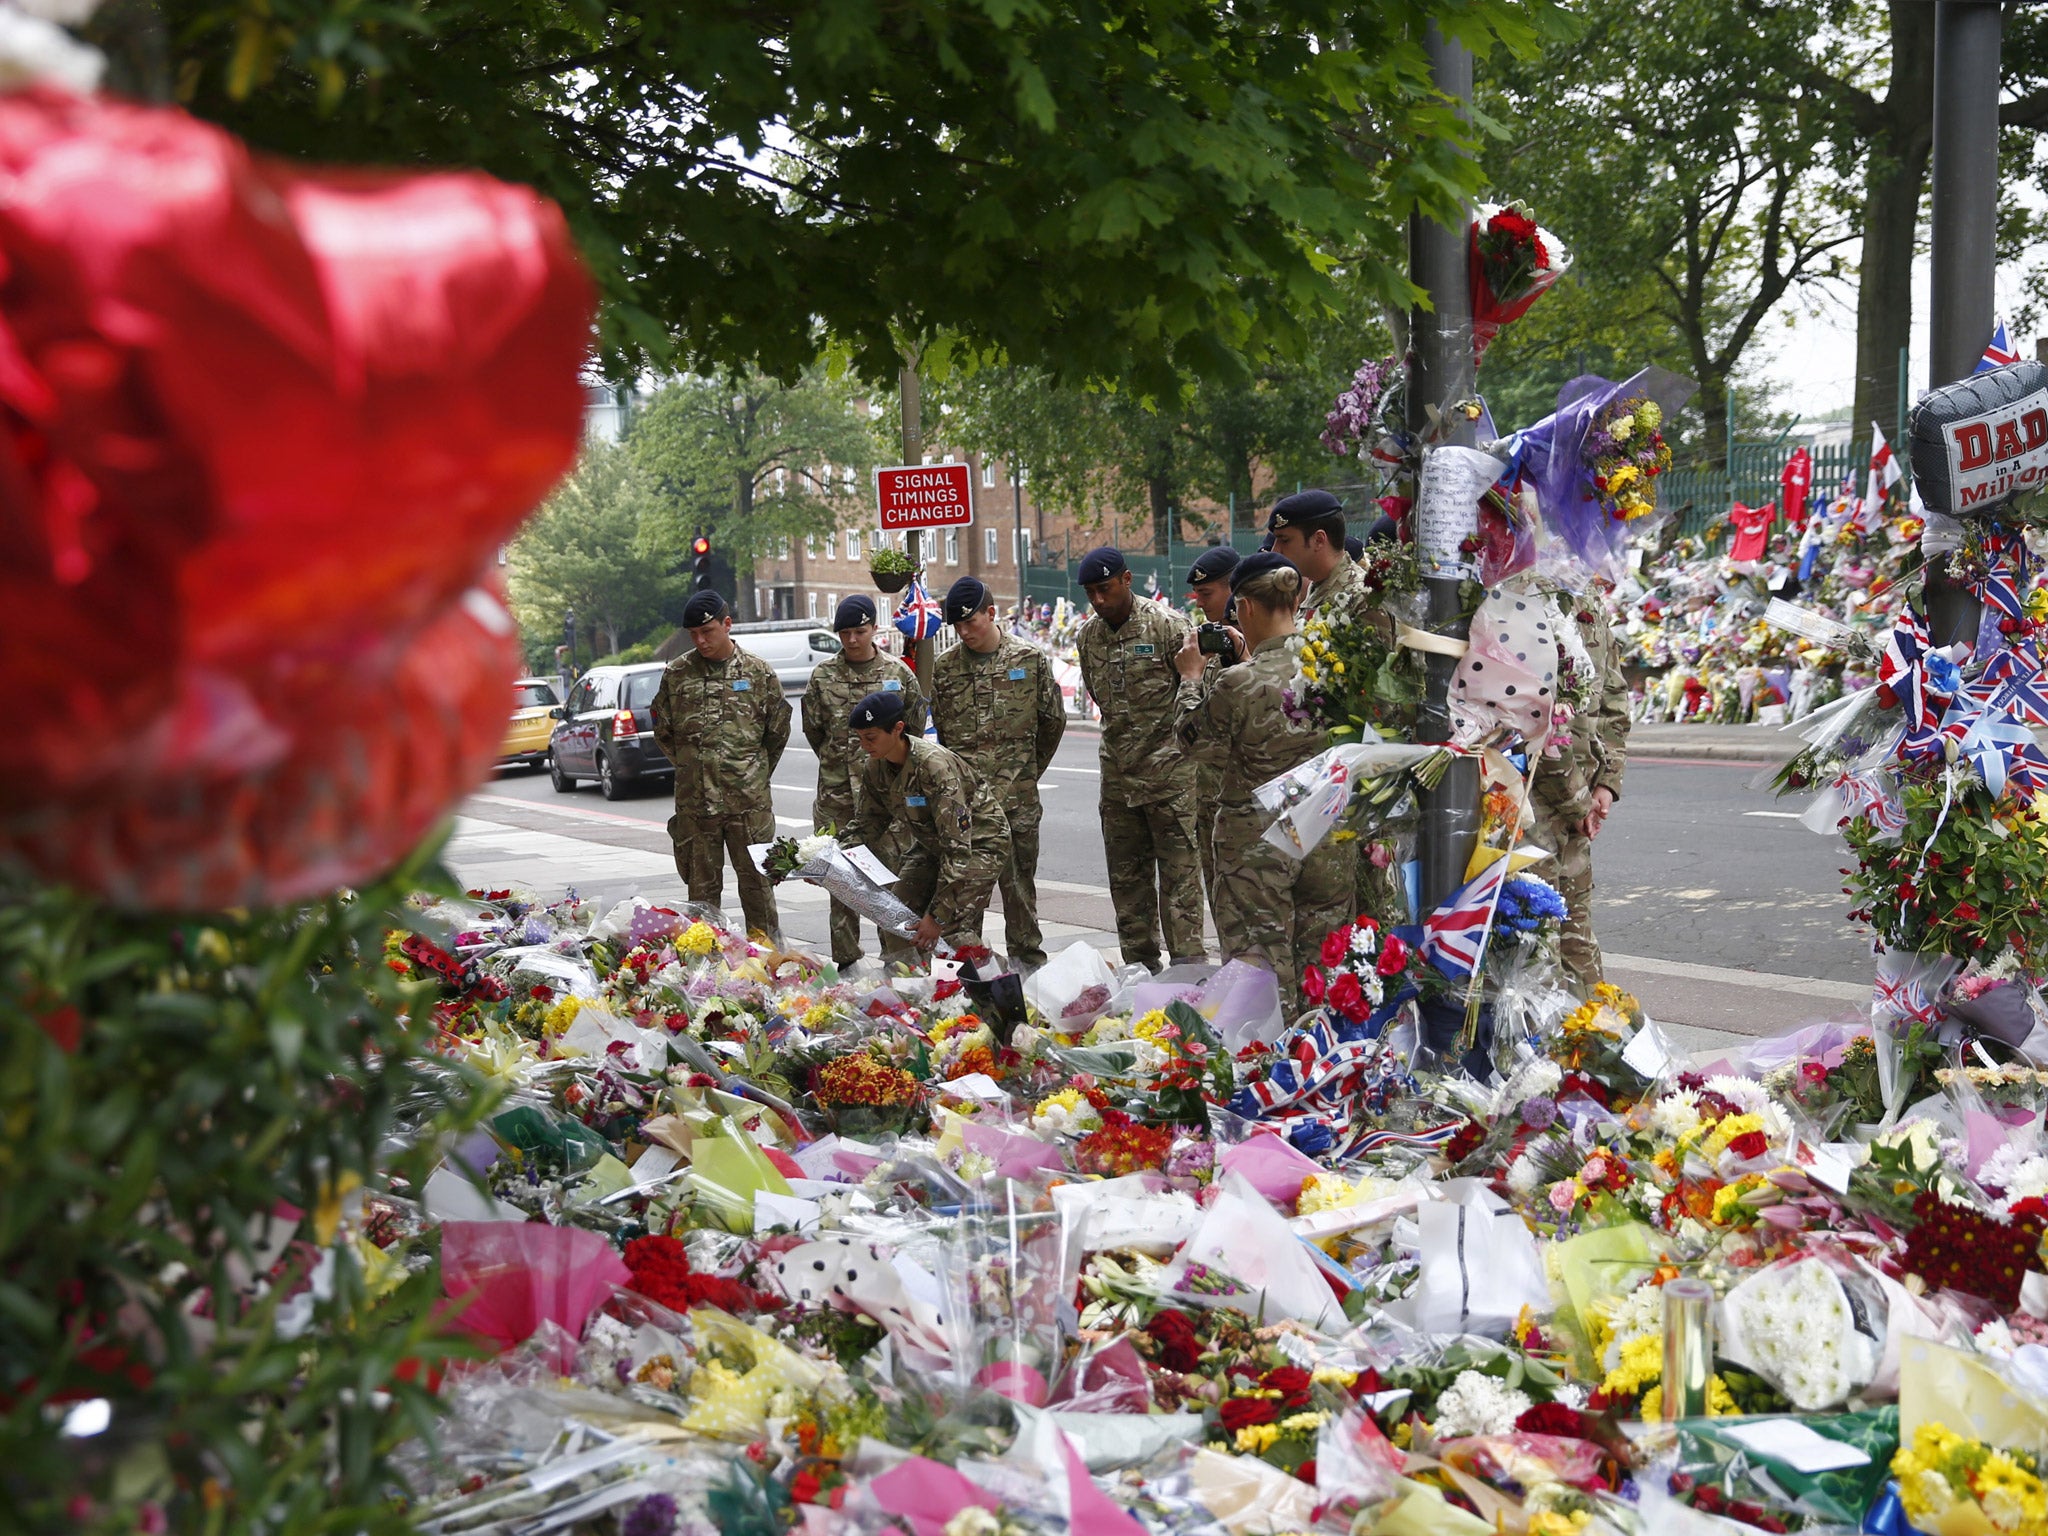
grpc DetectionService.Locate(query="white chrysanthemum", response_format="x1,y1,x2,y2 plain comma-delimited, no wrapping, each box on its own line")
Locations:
1982,1144,2048,1213
1978,1318,2019,1358
1647,1089,1704,1142
1507,1154,1543,1197
1704,1075,1770,1115
1499,1058,1562,1112
1430,1370,1531,1439
795,833,837,863
1722,1258,1874,1410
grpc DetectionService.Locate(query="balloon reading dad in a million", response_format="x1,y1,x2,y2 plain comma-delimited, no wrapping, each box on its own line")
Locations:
1910,360,2048,515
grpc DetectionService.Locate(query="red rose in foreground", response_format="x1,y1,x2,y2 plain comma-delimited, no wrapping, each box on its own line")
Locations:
1217,1396,1279,1433
1145,1308,1202,1373
1301,965,1327,1004
1327,970,1368,1022
0,86,590,907
1320,927,1352,966
1376,933,1411,976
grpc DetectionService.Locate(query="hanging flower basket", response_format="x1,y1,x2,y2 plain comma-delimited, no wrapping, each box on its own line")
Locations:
871,569,913,594
869,549,917,592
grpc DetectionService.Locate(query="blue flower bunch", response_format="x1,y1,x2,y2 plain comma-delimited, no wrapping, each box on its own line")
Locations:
1497,875,1567,934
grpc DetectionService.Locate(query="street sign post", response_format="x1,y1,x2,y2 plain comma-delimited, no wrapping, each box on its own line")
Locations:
875,463,976,532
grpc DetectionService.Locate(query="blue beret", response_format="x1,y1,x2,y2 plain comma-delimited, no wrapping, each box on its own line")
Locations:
1186,546,1240,586
833,594,877,631
1258,530,1275,552
1267,488,1346,537
1344,535,1365,561
1229,551,1299,594
682,590,729,627
1076,546,1127,586
849,690,907,730
944,576,991,624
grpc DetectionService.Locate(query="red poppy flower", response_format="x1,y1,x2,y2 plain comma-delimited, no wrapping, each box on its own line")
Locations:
1320,927,1353,967
0,87,590,908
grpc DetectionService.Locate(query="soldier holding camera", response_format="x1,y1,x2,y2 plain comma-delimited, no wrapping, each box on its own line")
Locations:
1184,545,1242,921
1076,546,1206,970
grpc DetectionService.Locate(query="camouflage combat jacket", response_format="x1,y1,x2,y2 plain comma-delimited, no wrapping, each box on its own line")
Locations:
651,644,791,814
801,649,927,800
1298,555,1370,629
847,738,1010,933
1173,634,1329,806
928,634,1066,794
1533,603,1630,817
1076,597,1194,803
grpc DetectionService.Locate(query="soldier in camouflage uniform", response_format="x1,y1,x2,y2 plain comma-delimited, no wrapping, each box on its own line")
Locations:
843,691,1011,952
1184,545,1242,921
1527,595,1630,990
1074,547,1205,969
1173,553,1358,1015
930,575,1066,968
800,595,927,966
651,591,791,937
1268,490,1368,626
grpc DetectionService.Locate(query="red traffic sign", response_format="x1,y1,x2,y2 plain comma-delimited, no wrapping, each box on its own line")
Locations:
875,463,975,530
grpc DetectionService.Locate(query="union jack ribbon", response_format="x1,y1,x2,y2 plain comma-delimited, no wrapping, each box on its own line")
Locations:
893,576,945,640
1422,856,1511,980
1832,771,1906,837
1872,971,1944,1027
1228,1014,1414,1159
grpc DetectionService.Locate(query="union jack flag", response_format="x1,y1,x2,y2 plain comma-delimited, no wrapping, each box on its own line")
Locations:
1422,855,1511,980
892,576,944,640
1976,319,2021,373
1980,645,2048,727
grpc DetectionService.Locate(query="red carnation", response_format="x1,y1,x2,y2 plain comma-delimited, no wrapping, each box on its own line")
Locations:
1218,1397,1280,1433
1321,927,1353,967
1376,934,1411,976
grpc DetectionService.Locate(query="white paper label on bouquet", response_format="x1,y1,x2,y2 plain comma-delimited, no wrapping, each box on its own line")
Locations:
1720,1419,1871,1473
1805,1143,1855,1194
1415,446,1507,577
1620,1019,1676,1079
837,845,898,884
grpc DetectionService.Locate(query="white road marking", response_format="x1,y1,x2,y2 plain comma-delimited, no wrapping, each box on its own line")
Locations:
1604,952,1867,1001
1741,810,1805,819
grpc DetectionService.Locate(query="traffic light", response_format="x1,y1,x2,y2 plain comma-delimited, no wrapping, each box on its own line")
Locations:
691,533,713,590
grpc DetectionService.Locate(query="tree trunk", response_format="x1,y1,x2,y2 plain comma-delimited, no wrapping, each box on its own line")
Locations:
1852,2,1935,438
1149,475,1172,555
735,470,759,621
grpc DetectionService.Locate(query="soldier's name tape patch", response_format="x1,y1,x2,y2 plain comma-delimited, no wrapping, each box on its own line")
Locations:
1008,667,1027,680
730,678,752,691
906,795,928,807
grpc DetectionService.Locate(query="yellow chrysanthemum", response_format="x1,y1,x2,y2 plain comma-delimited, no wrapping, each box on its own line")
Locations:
679,921,718,957
543,995,584,1037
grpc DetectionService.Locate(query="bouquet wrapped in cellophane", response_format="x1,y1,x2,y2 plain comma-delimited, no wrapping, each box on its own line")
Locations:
758,832,919,939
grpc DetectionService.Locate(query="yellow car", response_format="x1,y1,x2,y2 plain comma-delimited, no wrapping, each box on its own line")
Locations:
501,677,564,768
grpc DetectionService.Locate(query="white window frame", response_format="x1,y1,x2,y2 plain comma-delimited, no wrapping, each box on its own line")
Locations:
807,590,819,618
846,528,860,559
985,527,1000,564
806,532,819,557
869,528,883,551
1016,529,1033,566
945,528,960,565
982,460,996,488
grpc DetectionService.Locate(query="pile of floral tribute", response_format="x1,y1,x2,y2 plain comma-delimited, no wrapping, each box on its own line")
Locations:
333,872,2048,1536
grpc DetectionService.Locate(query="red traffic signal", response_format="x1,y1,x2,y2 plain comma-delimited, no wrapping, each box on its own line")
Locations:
691,535,711,557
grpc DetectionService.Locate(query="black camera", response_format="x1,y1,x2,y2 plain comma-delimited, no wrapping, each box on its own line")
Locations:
1197,622,1234,656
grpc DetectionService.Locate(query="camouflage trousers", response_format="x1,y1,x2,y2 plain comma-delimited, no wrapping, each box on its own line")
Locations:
668,803,780,939
1194,783,1221,930
892,845,1004,954
1526,798,1602,992
1211,802,1359,1017
991,782,1047,968
1100,786,1206,969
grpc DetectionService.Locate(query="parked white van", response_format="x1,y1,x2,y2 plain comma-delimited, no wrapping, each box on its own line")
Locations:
728,620,843,690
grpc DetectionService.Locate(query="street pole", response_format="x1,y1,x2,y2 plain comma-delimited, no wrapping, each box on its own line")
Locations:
1924,0,2001,647
1408,23,1481,913
900,363,936,676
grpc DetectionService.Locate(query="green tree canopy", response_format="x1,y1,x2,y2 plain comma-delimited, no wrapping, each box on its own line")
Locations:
629,368,878,619
507,440,679,667
164,0,1564,392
